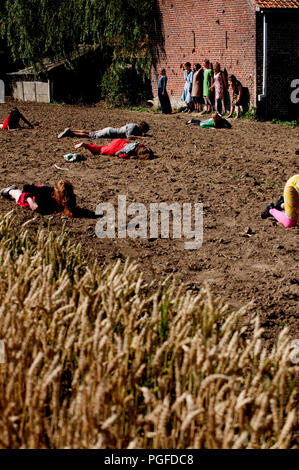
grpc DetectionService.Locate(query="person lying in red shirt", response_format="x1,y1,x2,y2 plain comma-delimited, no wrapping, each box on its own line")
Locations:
74,138,154,160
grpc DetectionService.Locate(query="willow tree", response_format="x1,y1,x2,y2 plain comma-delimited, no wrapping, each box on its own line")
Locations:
0,0,155,104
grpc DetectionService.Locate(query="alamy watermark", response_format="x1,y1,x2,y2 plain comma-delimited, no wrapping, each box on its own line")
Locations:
289,339,299,365
0,79,4,103
0,340,5,364
290,79,299,104
95,196,203,250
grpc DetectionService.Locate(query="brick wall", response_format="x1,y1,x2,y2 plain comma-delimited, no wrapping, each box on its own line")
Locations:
151,0,257,108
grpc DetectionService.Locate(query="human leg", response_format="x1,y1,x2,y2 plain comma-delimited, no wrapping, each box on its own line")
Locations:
0,185,19,200
269,208,296,228
202,98,209,114
9,189,22,202
206,97,211,112
90,127,123,139
158,89,165,113
227,105,235,118
58,128,74,138
186,119,201,125
70,130,91,138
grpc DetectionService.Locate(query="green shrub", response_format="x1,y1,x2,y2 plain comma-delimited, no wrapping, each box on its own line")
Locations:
100,60,152,106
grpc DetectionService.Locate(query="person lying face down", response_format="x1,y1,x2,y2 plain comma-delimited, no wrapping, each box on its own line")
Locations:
0,180,77,216
58,121,150,139
1,107,34,130
74,138,154,160
186,112,232,129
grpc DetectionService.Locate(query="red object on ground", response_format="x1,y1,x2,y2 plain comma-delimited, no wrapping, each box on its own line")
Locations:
2,114,10,130
86,139,130,157
17,193,36,209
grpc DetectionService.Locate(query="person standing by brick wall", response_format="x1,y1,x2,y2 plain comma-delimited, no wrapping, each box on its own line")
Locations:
210,62,227,115
191,63,203,113
202,59,213,114
227,74,243,118
158,68,172,114
181,62,193,113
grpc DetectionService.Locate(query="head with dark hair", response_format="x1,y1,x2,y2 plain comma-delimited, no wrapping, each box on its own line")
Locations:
8,108,22,128
228,74,238,91
194,63,201,71
130,144,154,160
214,62,221,73
212,112,223,128
138,121,150,135
10,107,21,117
185,62,191,70
161,68,166,75
53,180,77,217
204,59,210,68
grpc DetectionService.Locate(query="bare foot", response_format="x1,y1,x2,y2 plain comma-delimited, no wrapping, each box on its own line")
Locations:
74,142,85,149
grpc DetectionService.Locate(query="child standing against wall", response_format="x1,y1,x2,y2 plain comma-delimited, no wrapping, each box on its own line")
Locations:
210,62,227,115
191,63,202,113
202,59,213,114
181,62,194,113
158,69,172,114
227,75,243,118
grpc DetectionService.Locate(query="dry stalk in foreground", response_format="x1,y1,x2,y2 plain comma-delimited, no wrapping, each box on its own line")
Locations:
0,212,298,449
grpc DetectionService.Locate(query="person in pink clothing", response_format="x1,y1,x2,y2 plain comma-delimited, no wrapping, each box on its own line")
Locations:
210,62,227,115
261,174,299,228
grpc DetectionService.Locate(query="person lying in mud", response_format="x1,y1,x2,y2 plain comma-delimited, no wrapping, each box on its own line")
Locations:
58,121,150,139
186,112,232,129
74,138,154,160
0,107,34,130
261,174,299,228
1,180,78,216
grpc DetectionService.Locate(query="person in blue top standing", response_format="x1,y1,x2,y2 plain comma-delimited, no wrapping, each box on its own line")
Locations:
158,69,172,114
181,62,193,113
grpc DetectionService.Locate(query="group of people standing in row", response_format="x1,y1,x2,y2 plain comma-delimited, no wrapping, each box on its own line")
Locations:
158,60,243,118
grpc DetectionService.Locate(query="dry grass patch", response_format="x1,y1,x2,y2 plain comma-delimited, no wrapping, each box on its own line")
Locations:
0,212,298,449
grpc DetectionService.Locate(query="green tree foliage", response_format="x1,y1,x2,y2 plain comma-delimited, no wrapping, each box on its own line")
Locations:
0,0,155,103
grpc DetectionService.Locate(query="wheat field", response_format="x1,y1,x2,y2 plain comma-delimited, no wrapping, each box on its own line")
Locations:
0,212,298,449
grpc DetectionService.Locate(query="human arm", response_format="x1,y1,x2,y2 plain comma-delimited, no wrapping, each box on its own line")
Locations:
222,72,228,90
74,142,102,154
162,76,167,95
19,112,34,128
210,71,214,89
189,71,193,91
236,84,243,105
27,197,38,211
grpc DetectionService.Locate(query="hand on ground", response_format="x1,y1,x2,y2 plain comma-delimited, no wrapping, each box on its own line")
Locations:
75,142,85,149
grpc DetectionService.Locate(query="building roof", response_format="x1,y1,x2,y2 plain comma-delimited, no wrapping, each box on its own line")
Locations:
7,45,99,76
254,0,299,7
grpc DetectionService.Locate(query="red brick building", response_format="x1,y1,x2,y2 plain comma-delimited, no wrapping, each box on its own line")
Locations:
151,0,299,118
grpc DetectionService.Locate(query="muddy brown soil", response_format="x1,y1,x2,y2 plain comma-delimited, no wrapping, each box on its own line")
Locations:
0,100,298,344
